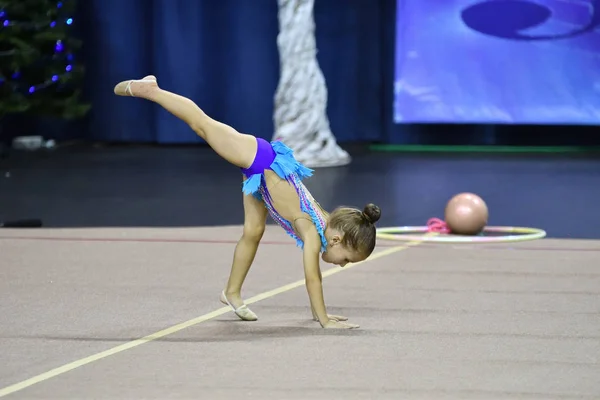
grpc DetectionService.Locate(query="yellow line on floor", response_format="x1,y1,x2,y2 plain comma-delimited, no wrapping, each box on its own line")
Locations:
0,238,424,398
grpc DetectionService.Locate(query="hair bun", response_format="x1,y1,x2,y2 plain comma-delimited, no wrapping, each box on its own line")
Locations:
362,203,381,224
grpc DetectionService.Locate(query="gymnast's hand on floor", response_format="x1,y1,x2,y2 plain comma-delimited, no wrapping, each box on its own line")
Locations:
313,314,348,322
311,308,348,322
322,319,360,329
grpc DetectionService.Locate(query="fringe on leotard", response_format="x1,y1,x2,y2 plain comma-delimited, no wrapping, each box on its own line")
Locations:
241,141,328,253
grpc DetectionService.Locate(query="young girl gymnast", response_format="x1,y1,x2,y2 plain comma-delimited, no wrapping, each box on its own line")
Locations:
114,76,381,329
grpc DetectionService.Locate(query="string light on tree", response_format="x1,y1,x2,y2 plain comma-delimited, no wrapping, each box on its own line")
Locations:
0,0,89,118
2,4,74,93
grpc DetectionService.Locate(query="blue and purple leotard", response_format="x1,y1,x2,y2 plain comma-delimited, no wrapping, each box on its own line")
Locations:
240,137,328,252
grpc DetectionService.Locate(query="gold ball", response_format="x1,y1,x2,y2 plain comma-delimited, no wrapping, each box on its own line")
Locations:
444,193,489,235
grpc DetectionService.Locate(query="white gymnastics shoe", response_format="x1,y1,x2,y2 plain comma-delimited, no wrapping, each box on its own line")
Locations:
113,75,157,97
220,290,258,321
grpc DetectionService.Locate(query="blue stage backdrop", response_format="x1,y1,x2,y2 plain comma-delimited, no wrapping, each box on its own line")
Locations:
77,0,391,144
393,0,600,124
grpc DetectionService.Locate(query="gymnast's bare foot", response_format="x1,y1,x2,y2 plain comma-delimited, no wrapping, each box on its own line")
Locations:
113,75,158,99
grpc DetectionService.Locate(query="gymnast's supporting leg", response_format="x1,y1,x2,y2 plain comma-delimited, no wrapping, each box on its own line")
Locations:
113,75,257,169
220,180,268,321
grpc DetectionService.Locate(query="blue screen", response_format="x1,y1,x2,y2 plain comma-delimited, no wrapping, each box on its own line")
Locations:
393,0,600,124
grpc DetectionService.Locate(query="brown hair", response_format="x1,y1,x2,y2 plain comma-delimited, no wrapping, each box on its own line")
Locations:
327,203,381,257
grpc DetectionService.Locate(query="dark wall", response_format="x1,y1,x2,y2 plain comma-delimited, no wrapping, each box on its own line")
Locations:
3,0,599,147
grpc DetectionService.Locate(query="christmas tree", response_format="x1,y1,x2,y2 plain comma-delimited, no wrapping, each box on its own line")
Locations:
0,0,90,119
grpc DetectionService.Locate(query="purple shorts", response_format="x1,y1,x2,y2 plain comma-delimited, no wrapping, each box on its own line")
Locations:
241,137,277,178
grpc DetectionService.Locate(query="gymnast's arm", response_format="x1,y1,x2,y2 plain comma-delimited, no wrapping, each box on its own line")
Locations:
294,218,329,326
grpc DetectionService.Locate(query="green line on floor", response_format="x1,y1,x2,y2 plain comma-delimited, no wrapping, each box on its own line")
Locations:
368,144,600,154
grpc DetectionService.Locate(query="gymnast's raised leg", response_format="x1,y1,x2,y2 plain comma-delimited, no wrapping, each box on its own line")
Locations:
114,76,257,169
